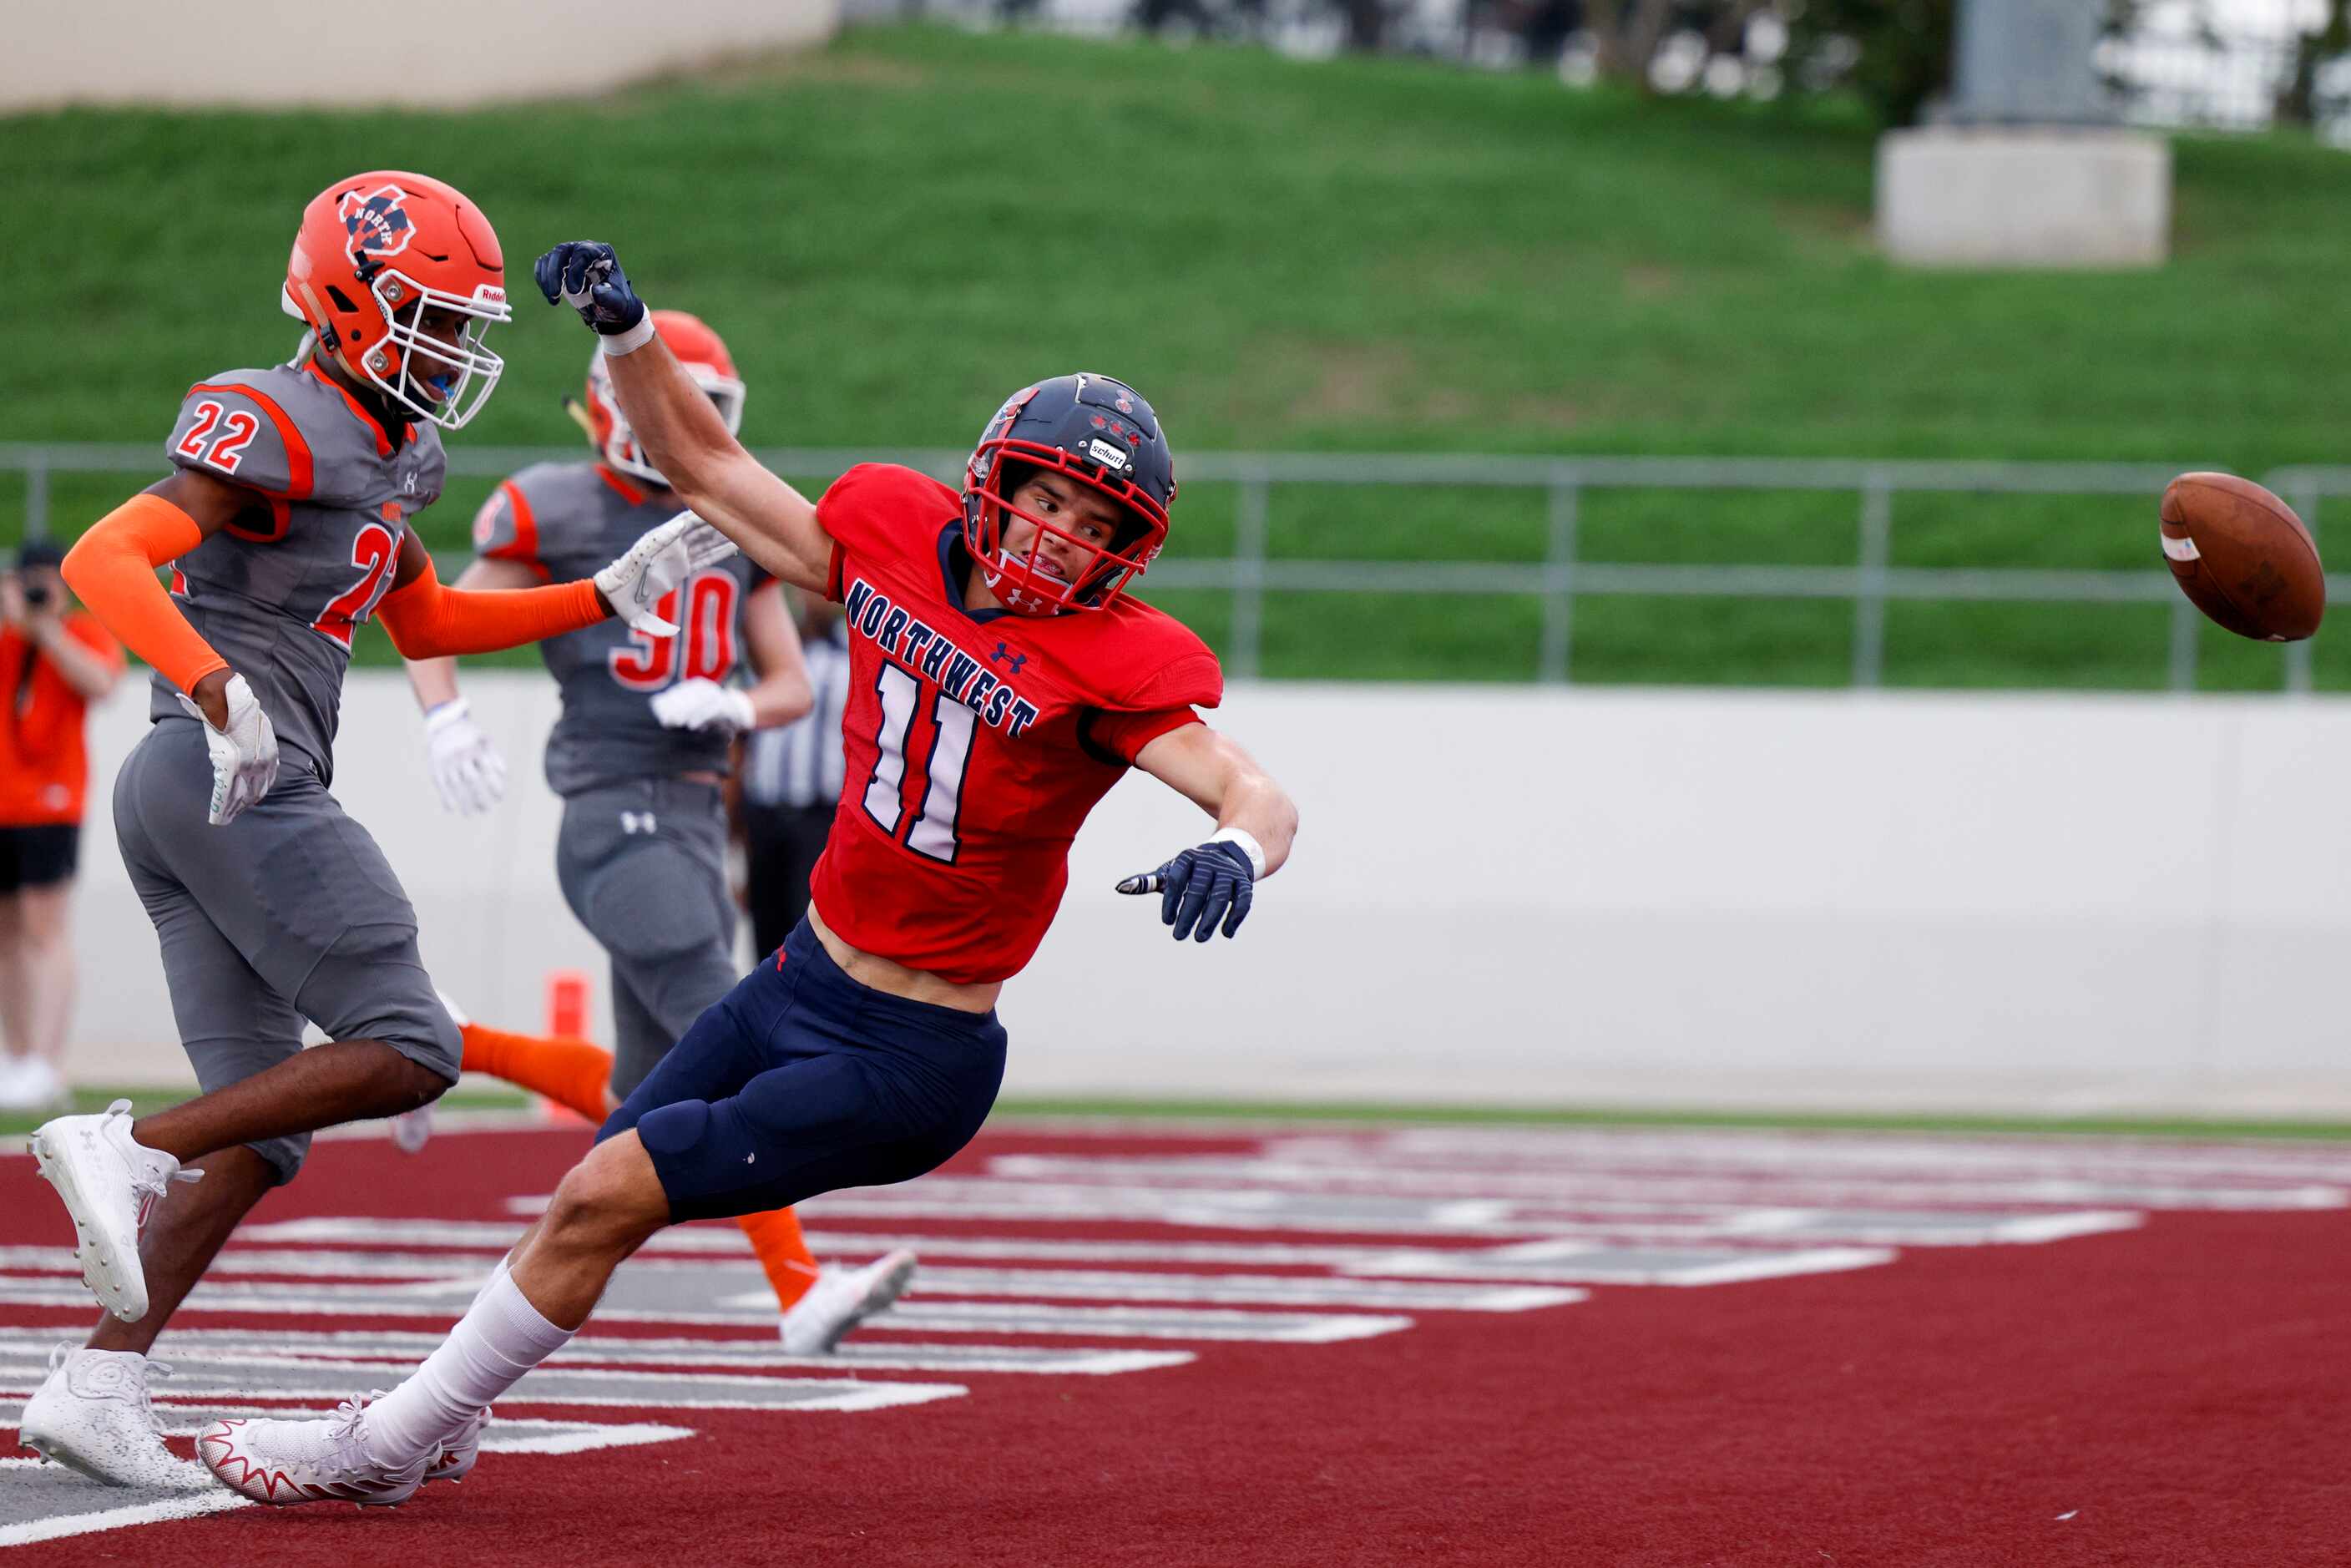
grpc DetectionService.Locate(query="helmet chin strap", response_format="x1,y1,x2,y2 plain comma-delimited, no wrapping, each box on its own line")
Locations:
981,551,1069,617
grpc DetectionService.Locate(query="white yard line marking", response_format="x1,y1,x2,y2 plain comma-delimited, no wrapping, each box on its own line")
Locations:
0,1361,963,1414
0,1489,250,1550
0,1326,1189,1378
0,1282,1412,1344
978,1154,2350,1211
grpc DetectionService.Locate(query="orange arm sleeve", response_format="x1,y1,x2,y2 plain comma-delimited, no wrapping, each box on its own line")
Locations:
374,554,608,659
59,494,230,697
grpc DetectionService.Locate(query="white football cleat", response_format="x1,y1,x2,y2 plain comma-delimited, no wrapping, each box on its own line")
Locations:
389,990,473,1154
389,1103,433,1155
198,1393,431,1507
28,1100,200,1323
423,1406,490,1485
18,1345,210,1490
778,1249,918,1356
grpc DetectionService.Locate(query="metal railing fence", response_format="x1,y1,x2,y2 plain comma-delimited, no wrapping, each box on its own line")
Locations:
8,444,2348,691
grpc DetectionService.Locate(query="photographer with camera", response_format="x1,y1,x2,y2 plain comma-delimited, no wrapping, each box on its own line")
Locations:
2,538,124,1111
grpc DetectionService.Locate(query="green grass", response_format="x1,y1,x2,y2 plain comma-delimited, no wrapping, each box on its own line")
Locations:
5,26,2350,686
11,1085,2345,1141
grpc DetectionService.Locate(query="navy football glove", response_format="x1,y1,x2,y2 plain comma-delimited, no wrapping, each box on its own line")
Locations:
1116,841,1255,943
534,241,647,336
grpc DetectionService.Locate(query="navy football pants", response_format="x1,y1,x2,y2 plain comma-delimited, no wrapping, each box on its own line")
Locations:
597,918,1007,1223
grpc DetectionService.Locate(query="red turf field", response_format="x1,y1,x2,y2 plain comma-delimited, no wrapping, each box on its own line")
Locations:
5,1117,2348,1564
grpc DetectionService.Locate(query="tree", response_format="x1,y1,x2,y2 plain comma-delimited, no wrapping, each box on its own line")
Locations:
1782,0,1959,126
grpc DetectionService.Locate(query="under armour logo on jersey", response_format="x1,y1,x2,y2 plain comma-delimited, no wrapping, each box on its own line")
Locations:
989,642,1027,675
402,473,417,495
620,812,658,835
336,185,416,260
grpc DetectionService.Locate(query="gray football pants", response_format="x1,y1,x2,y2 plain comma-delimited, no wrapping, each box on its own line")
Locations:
113,719,462,1185
555,778,739,1100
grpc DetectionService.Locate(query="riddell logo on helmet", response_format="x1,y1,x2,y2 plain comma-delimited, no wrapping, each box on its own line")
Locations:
337,185,416,260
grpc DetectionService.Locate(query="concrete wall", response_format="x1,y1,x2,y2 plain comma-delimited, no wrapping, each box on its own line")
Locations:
56,675,2351,1118
3,0,837,111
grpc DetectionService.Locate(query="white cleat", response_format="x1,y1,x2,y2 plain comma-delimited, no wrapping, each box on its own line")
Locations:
778,1249,918,1356
423,1406,490,1485
28,1100,200,1323
18,1345,210,1490
389,1103,433,1155
390,991,472,1155
197,1393,432,1507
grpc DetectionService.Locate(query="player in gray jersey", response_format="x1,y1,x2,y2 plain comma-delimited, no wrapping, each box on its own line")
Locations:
405,311,918,1353
20,172,722,1490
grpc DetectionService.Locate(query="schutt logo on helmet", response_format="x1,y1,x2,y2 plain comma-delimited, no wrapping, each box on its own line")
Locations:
336,186,417,261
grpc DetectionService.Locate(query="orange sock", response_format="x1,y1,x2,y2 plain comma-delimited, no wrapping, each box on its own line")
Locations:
738,1206,822,1313
458,1023,614,1122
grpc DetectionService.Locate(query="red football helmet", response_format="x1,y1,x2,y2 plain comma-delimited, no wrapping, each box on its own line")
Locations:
584,310,745,486
281,170,509,431
963,374,1175,616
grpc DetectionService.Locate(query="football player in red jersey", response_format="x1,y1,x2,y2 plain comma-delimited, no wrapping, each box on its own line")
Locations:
20,183,719,1491
403,311,920,1353
198,240,1298,1508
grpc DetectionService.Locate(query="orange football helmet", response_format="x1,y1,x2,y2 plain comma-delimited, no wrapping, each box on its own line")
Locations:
281,170,509,431
584,309,746,487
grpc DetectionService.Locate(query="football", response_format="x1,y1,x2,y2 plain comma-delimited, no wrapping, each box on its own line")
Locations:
2159,472,2326,642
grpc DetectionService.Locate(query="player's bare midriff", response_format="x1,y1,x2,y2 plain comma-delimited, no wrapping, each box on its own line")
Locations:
808,903,1002,1014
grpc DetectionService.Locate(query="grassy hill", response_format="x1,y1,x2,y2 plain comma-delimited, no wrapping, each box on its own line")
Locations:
6,25,2350,688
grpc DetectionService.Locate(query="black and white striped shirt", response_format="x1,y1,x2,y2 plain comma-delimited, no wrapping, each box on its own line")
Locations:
745,620,851,809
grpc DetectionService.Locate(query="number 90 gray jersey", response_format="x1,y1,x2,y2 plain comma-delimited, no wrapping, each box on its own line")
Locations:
471,462,767,797
156,360,447,783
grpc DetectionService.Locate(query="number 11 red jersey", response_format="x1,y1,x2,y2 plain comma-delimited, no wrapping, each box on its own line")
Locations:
811,463,1222,984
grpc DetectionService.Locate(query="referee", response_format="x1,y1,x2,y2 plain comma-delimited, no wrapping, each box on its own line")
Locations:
739,600,850,959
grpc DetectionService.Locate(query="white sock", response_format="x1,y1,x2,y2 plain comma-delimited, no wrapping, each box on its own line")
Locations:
364,1271,573,1463
467,1254,513,1312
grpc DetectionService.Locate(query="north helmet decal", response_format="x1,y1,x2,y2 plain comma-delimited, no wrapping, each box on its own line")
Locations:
337,185,417,260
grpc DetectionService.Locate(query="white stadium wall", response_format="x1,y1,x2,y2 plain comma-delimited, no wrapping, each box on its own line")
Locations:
60,675,2351,1119
2,0,837,111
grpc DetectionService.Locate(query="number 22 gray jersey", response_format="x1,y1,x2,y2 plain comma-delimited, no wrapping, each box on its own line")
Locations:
155,359,446,784
472,462,767,797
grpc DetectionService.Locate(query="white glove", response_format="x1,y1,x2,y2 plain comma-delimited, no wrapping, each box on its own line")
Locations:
175,674,280,827
594,511,740,637
423,698,507,816
651,678,756,734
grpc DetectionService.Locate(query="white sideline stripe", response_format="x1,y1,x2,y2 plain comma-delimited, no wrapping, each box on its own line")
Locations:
229,1212,2120,1257
850,1302,1413,1343
500,1183,2209,1240
473,1419,699,1456
4,1409,698,1448
0,1283,1410,1344
0,1326,1191,1378
978,1154,2351,1211
0,1489,249,1550
1294,1128,2351,1182
0,1247,1570,1311
735,1266,1581,1313
0,1246,486,1282
0,1420,696,1547
0,1366,964,1414
1336,1244,1895,1286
